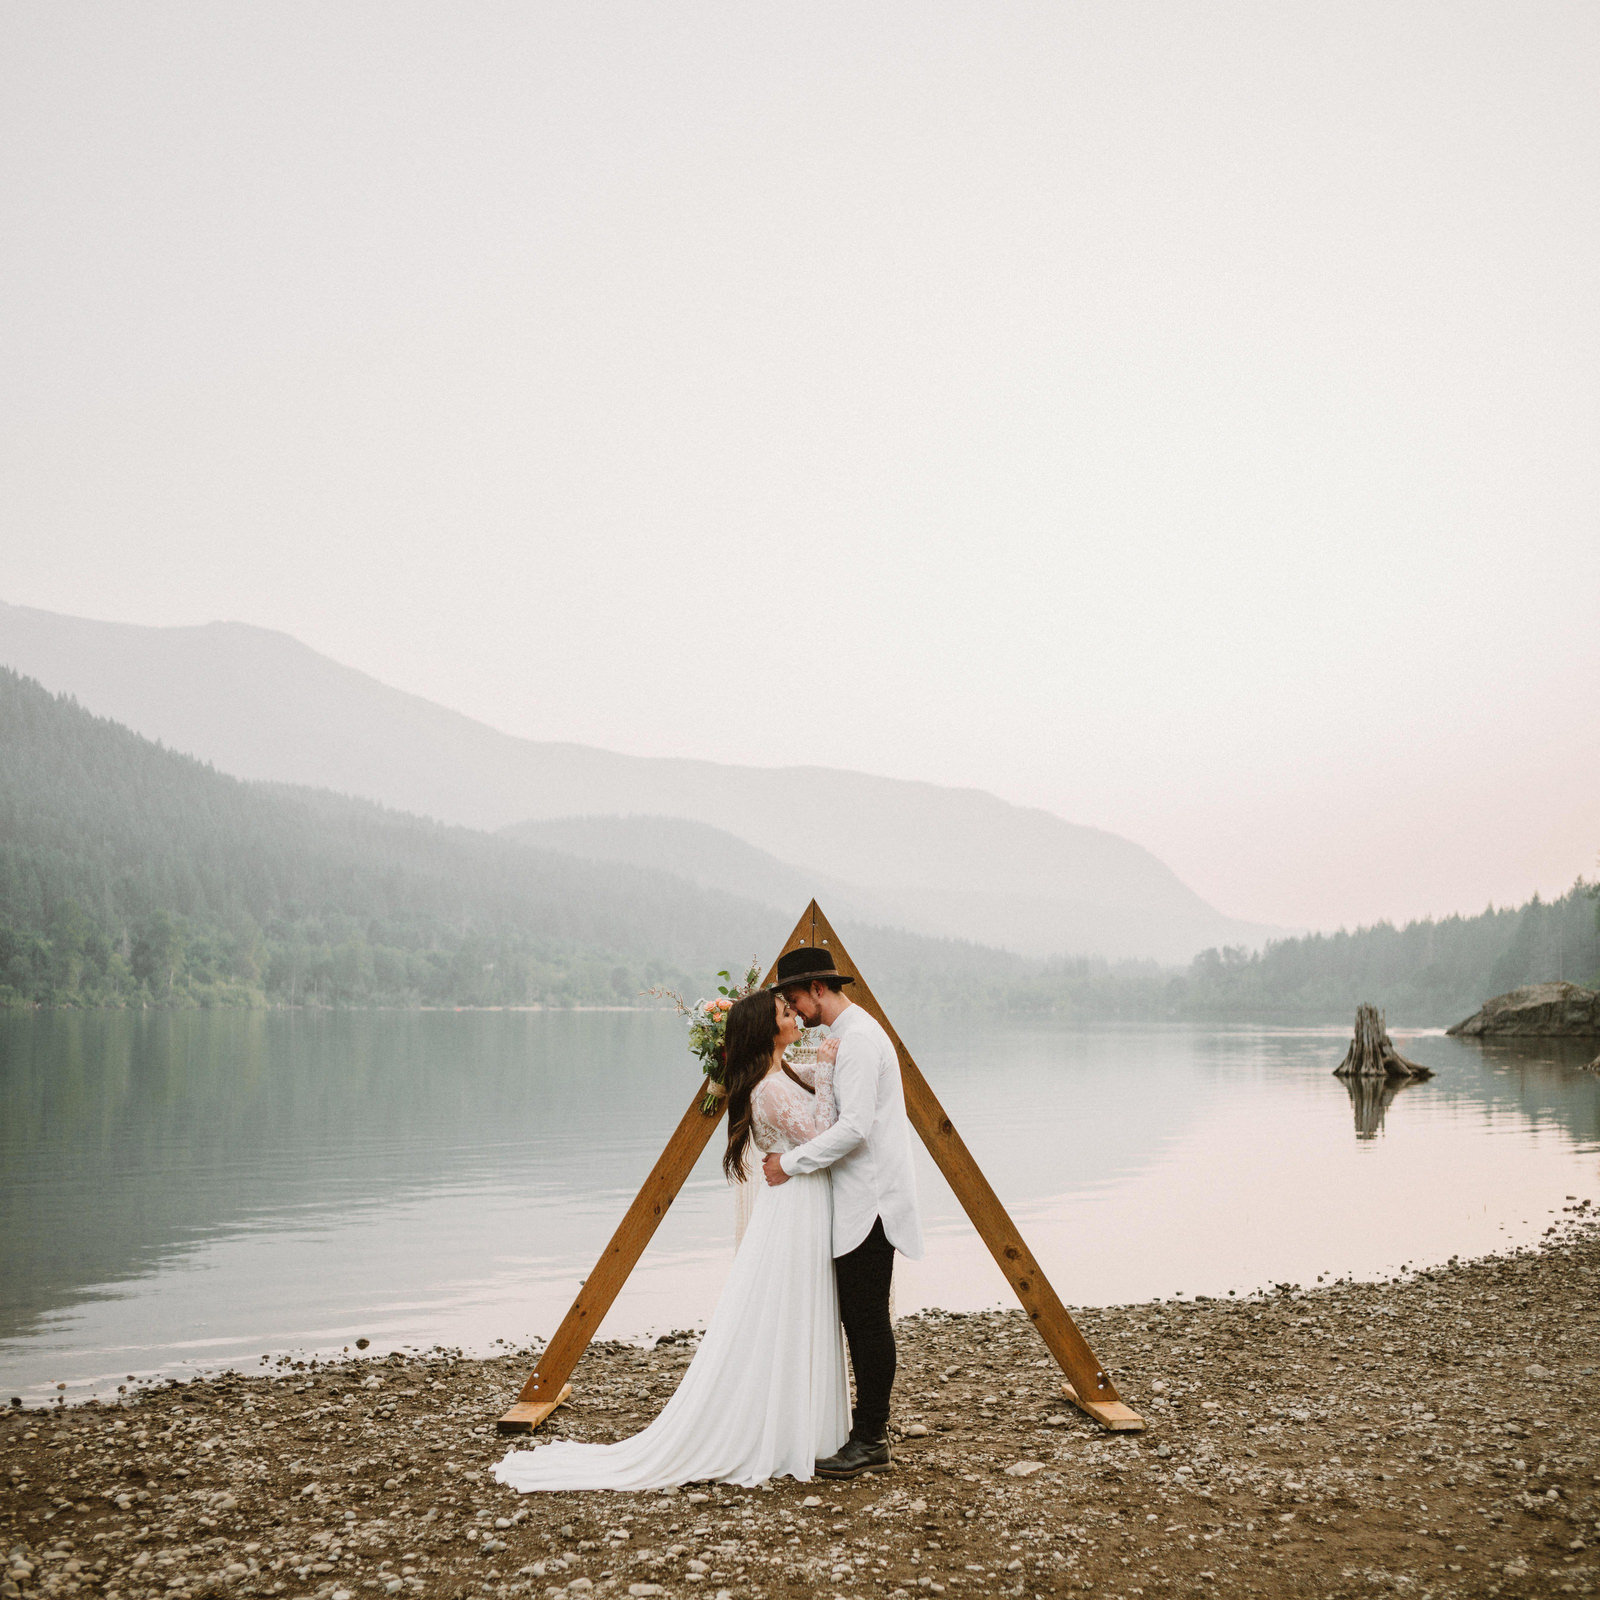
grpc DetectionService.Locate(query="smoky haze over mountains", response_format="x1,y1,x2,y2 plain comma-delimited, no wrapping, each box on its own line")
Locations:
0,600,1277,964
4,7,1597,932
502,815,880,928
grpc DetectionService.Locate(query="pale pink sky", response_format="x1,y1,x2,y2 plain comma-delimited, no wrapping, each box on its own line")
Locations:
3,3,1596,932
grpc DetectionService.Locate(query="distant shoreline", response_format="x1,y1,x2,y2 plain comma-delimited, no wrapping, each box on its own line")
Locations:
1,1001,1593,1042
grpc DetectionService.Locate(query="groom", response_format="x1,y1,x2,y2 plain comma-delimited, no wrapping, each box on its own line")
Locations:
764,947,924,1478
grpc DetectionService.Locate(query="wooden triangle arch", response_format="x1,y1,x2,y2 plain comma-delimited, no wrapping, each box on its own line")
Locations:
497,901,1144,1436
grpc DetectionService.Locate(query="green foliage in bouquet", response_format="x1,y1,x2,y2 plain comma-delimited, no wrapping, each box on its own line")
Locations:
646,957,765,1113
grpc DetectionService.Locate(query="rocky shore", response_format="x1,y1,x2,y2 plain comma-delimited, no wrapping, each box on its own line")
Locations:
7,1205,1600,1600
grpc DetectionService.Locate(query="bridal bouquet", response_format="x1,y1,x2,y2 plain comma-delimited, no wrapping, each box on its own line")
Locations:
645,958,765,1114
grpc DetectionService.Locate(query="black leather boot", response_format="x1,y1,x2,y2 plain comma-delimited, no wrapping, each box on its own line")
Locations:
814,1434,891,1479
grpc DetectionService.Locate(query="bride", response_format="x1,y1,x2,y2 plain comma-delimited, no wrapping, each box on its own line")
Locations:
491,988,849,1491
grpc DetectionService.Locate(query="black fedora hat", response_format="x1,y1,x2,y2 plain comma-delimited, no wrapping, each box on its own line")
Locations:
772,947,855,991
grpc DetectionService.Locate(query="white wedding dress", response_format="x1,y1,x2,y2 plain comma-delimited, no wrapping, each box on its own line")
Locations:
491,1058,849,1491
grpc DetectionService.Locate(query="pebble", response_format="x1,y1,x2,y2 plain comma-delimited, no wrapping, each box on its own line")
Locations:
5,1212,1600,1600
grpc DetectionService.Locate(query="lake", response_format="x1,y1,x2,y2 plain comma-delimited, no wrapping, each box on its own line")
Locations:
3,1008,1598,1408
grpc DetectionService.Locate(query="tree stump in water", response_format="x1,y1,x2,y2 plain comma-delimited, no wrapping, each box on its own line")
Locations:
1334,1003,1433,1080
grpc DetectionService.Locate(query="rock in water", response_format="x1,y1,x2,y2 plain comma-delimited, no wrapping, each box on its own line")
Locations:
1334,1004,1433,1081
1447,982,1600,1038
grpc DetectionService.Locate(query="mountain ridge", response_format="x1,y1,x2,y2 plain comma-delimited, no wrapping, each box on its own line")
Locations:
0,599,1278,962
0,665,1041,1009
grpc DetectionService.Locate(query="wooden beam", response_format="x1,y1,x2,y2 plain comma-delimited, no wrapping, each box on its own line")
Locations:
1061,1381,1145,1433
496,899,1142,1437
803,902,1144,1433
497,1083,725,1432
496,914,818,1436
496,1386,572,1434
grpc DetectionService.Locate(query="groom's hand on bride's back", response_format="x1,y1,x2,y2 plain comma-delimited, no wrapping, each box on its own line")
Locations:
763,1153,790,1187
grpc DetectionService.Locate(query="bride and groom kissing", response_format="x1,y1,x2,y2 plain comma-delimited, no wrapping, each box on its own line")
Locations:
493,945,923,1492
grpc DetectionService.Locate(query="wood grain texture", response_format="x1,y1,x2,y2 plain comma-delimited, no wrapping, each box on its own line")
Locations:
495,1385,573,1436
1061,1381,1146,1432
1334,1002,1433,1080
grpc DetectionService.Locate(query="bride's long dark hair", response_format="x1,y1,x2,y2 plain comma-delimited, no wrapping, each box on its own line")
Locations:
722,989,781,1182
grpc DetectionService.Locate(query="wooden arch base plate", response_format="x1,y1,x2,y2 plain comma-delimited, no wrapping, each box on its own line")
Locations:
1062,1380,1145,1432
496,1384,572,1436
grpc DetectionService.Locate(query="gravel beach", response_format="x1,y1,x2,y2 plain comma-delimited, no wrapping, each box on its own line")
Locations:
6,1201,1598,1600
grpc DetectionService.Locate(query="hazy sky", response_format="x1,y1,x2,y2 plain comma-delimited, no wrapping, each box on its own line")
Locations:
3,3,1597,933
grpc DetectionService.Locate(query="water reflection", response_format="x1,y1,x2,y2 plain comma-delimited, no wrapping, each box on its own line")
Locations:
3,1012,1599,1405
1341,1072,1422,1139
1420,1033,1600,1141
0,1009,701,1352
1468,1036,1600,1074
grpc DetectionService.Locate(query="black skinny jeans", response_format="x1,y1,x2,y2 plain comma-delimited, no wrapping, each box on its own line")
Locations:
834,1216,896,1442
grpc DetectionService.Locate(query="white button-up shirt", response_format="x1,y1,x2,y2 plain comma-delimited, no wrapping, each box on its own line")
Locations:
778,1002,924,1260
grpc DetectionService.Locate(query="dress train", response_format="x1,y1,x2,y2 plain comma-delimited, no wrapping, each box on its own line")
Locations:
491,1062,847,1491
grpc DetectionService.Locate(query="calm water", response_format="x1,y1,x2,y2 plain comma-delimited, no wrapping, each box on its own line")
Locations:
3,1009,1598,1407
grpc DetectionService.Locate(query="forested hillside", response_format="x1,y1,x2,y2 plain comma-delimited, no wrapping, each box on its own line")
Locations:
0,669,1028,1010
0,669,798,1007
1183,884,1600,1022
0,600,1278,963
3,667,1593,1020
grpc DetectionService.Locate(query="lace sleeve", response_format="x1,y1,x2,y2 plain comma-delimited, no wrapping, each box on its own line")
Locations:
807,1053,837,1138
751,1057,839,1148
